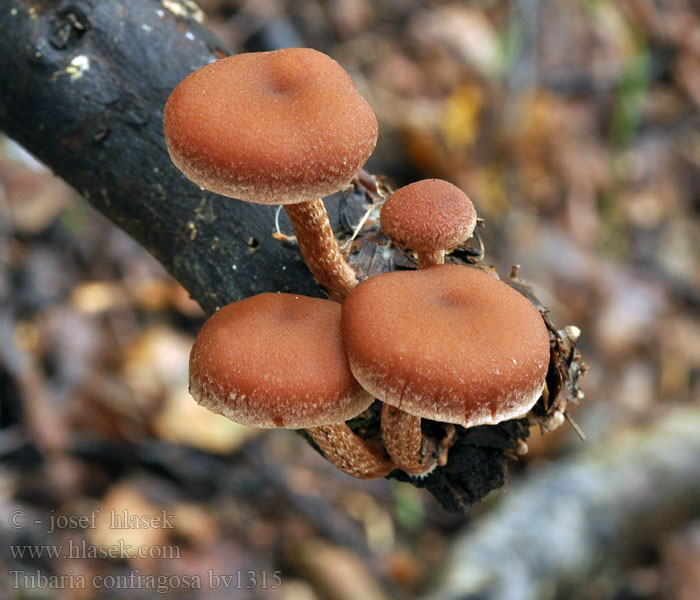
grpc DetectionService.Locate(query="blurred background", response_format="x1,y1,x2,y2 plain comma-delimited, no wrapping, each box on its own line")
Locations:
1,0,699,598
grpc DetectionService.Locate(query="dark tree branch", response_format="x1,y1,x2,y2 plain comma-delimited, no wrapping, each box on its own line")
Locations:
0,0,322,314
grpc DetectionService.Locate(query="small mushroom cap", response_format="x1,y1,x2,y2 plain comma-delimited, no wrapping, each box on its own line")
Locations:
190,293,373,428
342,264,550,428
164,48,378,204
380,179,477,252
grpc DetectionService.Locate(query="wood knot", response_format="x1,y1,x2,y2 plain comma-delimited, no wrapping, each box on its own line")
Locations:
49,7,90,50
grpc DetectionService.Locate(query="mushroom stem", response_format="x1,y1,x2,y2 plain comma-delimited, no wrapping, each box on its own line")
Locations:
381,405,438,476
382,248,447,474
417,249,445,268
284,200,358,302
306,423,395,479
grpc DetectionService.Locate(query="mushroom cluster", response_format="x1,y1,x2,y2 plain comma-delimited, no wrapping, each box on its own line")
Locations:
189,293,392,478
164,47,563,482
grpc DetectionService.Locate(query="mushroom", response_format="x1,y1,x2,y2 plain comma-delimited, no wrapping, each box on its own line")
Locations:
189,292,394,479
376,179,477,472
163,48,379,302
380,179,477,268
341,264,550,475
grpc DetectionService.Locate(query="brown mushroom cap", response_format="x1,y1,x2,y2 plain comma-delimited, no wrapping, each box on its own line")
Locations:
380,179,477,252
341,264,550,428
190,293,373,428
163,48,378,204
